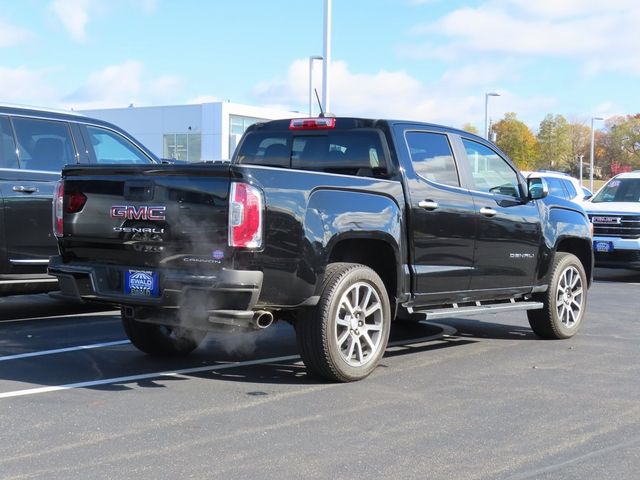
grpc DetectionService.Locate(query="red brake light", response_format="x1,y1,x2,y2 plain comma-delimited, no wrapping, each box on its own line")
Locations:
53,180,64,237
67,192,87,213
289,118,336,130
228,182,264,248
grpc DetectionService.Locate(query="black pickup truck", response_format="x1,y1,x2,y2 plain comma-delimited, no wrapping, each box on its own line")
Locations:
49,117,593,382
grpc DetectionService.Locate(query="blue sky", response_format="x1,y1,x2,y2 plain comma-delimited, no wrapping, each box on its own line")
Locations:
1,0,638,131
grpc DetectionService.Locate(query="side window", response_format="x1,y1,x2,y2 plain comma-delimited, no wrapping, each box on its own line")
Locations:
0,116,19,169
461,138,520,198
545,177,568,199
86,126,151,164
563,179,577,198
405,131,459,186
12,117,76,172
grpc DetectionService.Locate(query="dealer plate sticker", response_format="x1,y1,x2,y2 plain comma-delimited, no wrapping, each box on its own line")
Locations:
124,270,159,297
594,241,613,253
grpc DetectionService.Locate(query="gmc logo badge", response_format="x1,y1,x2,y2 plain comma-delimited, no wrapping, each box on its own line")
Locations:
111,205,166,221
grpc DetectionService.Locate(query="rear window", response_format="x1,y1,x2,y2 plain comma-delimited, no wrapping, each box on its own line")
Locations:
236,130,388,177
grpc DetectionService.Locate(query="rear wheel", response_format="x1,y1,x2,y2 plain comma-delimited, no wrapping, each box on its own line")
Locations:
527,252,587,339
296,263,391,382
121,310,206,356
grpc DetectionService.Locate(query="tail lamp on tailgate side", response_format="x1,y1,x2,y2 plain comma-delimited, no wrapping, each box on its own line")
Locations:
228,182,264,249
53,180,87,237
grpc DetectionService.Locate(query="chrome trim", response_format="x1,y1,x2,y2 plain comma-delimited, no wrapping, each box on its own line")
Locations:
9,259,50,265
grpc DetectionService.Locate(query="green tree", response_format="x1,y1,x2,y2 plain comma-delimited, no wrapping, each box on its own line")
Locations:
461,123,479,135
609,115,640,168
491,112,539,170
537,114,572,171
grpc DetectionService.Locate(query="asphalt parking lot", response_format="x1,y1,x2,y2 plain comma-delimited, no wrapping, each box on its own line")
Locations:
0,269,638,480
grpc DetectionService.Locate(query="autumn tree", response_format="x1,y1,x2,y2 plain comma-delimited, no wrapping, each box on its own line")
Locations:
491,112,539,170
567,120,591,176
461,123,479,135
537,114,572,171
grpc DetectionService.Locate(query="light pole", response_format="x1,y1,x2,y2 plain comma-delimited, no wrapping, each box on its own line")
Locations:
590,116,603,192
484,92,500,140
578,154,584,186
322,0,332,114
308,55,323,116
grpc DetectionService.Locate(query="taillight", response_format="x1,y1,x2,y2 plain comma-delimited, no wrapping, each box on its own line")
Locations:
289,117,336,130
53,181,87,237
228,182,264,248
53,180,64,237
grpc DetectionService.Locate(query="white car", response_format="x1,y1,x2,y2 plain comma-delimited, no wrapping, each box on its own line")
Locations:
522,171,592,204
583,171,640,269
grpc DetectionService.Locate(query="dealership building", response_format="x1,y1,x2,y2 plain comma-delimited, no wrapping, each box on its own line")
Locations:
81,102,305,162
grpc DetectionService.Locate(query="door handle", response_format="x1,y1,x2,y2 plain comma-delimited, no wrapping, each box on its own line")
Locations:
418,200,439,210
480,207,497,217
13,185,39,194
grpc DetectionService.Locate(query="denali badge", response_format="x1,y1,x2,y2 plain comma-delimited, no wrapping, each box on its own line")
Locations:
591,216,621,224
113,226,164,234
111,205,166,221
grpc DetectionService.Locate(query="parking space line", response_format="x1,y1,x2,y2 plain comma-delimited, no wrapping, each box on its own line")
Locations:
0,340,131,362
0,355,300,399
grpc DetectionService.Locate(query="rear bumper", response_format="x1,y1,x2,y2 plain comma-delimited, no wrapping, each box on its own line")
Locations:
48,256,263,328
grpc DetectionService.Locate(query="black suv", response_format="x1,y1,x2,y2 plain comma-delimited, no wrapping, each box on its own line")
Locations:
0,104,158,294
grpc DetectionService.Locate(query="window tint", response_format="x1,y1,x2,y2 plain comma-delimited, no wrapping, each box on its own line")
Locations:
405,131,459,186
12,117,76,172
461,138,520,198
236,130,387,177
592,178,640,203
0,116,18,169
545,177,568,199
563,179,577,198
86,126,151,164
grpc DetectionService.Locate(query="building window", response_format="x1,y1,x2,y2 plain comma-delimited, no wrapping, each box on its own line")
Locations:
230,115,266,136
163,133,201,162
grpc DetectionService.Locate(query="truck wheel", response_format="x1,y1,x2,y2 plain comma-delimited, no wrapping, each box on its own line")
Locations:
296,263,391,382
527,252,587,339
121,311,206,356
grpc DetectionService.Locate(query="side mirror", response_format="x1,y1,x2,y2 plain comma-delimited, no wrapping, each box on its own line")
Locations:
528,177,548,200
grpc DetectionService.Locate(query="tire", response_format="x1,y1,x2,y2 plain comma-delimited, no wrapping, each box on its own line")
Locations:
527,252,587,339
295,263,391,382
121,310,206,356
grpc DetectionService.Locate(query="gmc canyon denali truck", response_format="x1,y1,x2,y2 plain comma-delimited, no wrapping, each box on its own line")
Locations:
49,117,593,382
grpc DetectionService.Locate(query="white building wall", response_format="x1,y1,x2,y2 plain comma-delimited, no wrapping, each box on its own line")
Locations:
81,102,305,161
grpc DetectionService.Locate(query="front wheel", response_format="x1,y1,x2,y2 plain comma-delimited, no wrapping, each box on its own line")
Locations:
295,263,391,382
527,252,587,339
121,310,206,356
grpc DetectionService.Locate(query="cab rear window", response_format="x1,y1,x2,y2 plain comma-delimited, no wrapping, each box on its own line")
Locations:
236,130,389,178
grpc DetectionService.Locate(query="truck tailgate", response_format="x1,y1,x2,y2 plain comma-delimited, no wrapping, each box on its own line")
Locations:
59,164,231,268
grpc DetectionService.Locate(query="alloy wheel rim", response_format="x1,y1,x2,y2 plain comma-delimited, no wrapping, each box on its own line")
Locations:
334,281,384,367
555,266,583,329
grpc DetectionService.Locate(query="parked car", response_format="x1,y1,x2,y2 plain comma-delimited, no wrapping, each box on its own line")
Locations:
49,117,593,382
523,170,591,204
583,171,640,269
0,103,158,294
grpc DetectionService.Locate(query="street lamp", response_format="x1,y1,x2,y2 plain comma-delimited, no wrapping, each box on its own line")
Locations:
308,55,323,116
484,92,500,140
322,0,332,114
590,116,603,192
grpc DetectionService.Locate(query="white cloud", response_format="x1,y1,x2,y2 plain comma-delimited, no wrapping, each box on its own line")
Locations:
186,95,221,104
62,60,184,109
253,58,555,129
0,66,57,105
408,2,640,76
49,0,96,42
0,18,35,47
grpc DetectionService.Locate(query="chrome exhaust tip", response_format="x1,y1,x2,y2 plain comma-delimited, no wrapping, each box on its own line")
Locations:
253,310,274,329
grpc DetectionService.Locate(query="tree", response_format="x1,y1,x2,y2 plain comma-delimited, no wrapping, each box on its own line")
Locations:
491,112,539,170
537,114,572,171
609,115,640,168
461,123,479,135
567,120,591,176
